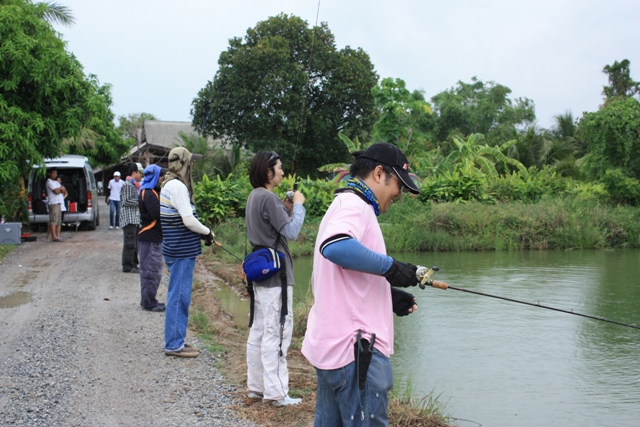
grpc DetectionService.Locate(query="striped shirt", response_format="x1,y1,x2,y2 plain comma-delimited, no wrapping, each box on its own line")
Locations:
160,180,202,259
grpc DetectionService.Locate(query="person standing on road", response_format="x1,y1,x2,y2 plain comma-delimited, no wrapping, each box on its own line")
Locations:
138,164,167,312
107,172,124,229
302,143,421,426
121,162,144,273
161,147,214,358
245,151,306,406
45,167,67,242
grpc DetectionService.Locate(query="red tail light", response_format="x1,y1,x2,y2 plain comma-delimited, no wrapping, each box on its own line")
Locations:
28,193,33,213
87,190,92,208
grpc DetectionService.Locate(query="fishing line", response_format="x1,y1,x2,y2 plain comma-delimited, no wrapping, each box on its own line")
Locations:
417,267,640,330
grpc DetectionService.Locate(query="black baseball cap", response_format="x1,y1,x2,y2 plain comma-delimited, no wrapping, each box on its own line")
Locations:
357,142,420,195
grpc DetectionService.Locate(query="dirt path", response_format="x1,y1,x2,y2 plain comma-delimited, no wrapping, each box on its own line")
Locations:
0,207,257,426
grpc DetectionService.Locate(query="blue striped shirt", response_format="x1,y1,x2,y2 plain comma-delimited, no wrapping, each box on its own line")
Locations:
160,181,202,259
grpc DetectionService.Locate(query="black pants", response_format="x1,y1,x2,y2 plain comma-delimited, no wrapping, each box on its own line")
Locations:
122,224,139,272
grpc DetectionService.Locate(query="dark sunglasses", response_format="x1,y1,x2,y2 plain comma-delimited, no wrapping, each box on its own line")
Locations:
268,151,280,162
391,172,409,193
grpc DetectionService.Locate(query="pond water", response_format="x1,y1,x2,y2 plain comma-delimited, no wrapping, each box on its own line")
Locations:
222,250,640,427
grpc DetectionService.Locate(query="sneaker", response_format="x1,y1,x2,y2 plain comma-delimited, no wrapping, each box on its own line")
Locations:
247,392,263,399
109,226,113,229
183,343,200,353
129,268,140,273
274,395,302,406
115,226,120,229
165,347,199,358
143,305,165,312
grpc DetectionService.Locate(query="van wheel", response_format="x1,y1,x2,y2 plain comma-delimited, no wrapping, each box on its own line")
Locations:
95,212,100,227
30,224,40,233
86,217,96,231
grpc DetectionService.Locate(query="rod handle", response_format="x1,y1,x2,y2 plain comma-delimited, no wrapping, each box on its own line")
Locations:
214,241,223,248
432,280,449,290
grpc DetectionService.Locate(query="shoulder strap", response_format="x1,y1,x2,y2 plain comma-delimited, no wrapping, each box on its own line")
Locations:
138,189,160,235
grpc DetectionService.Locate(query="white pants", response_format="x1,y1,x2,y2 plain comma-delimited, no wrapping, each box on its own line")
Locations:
246,285,294,401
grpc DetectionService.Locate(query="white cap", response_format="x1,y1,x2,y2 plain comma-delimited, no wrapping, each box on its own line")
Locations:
114,171,121,177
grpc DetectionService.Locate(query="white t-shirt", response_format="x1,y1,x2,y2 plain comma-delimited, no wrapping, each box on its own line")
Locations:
302,191,394,370
108,178,124,201
46,178,65,206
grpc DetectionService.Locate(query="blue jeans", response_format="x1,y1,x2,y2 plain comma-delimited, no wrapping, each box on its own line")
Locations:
314,349,393,427
109,200,121,227
163,256,196,351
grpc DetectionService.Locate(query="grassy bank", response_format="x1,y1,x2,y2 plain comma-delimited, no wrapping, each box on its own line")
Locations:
209,197,640,256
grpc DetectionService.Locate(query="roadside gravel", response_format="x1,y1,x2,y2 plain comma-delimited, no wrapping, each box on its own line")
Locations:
0,209,257,427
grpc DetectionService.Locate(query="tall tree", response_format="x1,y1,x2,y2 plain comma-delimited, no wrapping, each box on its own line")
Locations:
0,0,124,182
431,77,536,144
191,13,378,176
579,97,640,179
1,0,126,220
117,112,158,141
602,59,640,102
370,78,434,147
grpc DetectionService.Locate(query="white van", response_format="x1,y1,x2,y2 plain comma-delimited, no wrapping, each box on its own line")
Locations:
27,155,100,231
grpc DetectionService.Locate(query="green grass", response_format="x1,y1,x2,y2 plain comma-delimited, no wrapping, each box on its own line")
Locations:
0,244,17,261
188,307,225,354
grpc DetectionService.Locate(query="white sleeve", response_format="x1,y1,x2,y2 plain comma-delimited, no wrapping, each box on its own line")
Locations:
171,181,211,235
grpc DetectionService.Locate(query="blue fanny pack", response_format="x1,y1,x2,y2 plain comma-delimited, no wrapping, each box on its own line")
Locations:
243,247,285,282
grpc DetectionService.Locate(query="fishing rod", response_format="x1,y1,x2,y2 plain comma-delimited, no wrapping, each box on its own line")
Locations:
416,266,640,330
213,241,244,263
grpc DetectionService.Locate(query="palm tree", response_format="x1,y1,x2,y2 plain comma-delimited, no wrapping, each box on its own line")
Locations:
38,1,75,26
506,126,550,169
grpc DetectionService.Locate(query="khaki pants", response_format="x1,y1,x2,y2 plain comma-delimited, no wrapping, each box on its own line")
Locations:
49,203,62,226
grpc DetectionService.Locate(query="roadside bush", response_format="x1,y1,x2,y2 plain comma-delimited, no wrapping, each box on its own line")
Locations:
195,173,251,225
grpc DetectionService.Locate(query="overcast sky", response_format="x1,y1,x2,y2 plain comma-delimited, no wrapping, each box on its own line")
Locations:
54,0,639,130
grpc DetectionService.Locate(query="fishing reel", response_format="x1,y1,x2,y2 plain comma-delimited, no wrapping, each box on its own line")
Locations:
415,265,450,290
416,266,438,289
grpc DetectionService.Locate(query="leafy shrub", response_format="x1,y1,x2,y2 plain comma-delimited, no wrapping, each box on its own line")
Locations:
194,173,251,225
418,170,493,203
489,167,569,203
600,168,640,205
274,175,340,217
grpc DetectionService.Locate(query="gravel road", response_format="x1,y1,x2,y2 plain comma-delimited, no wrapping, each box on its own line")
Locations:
0,208,257,427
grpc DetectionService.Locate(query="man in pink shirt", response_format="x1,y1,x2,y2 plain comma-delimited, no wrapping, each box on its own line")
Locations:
302,143,422,426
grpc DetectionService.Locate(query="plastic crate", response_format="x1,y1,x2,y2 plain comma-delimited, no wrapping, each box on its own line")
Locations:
0,222,22,245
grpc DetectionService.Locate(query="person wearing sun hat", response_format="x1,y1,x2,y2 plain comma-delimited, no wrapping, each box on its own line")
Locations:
160,147,213,358
138,164,168,312
302,142,422,426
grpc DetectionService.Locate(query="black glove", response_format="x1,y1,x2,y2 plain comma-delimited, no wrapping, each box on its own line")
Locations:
203,231,214,246
383,258,418,288
391,288,416,317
